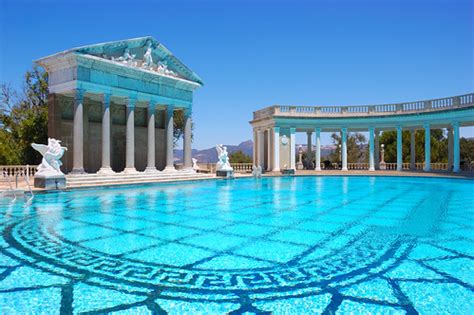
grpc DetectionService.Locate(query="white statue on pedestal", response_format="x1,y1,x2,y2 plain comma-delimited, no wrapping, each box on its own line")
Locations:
157,61,176,76
216,144,233,171
31,138,67,176
192,158,200,170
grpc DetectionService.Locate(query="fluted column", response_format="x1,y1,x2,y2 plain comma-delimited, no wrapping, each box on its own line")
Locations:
273,127,280,172
164,106,175,172
397,126,403,171
183,108,193,171
453,122,460,172
306,131,313,169
145,102,157,172
266,129,272,171
447,127,453,171
341,127,348,171
374,130,380,170
257,129,265,169
315,127,321,171
424,123,431,171
369,126,375,171
71,89,85,174
124,98,137,173
410,128,416,170
290,128,296,170
98,93,113,174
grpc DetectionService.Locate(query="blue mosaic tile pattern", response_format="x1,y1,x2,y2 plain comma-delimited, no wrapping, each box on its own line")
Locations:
0,176,473,313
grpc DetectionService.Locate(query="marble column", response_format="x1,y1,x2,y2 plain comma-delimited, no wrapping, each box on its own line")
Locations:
341,127,348,171
410,129,416,170
375,130,380,170
447,127,453,171
273,127,280,172
71,89,85,174
183,109,193,171
453,122,460,172
266,129,272,171
257,129,265,169
124,98,137,173
424,123,431,171
290,128,296,170
98,93,113,174
145,102,157,172
306,131,313,170
164,106,175,172
253,129,258,166
369,126,375,171
315,127,321,171
396,126,403,171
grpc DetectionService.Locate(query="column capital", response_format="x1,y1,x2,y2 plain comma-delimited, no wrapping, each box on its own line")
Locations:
290,127,296,134
127,97,136,108
369,126,375,132
74,89,85,101
341,127,347,133
423,123,430,129
306,130,312,136
452,121,460,128
273,126,280,133
315,127,321,133
103,93,111,105
396,125,402,131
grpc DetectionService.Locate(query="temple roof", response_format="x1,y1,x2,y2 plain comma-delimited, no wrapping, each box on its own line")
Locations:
36,36,204,86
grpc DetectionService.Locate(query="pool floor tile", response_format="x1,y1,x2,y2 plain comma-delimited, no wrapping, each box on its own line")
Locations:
234,239,308,264
125,243,215,267
181,232,248,251
81,233,162,255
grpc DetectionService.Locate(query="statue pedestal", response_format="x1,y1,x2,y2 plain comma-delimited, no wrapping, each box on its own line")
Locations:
34,174,66,189
380,162,386,170
216,169,234,178
281,169,295,175
296,162,304,170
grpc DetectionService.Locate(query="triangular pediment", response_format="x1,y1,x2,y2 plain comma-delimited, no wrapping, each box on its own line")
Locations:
72,36,203,85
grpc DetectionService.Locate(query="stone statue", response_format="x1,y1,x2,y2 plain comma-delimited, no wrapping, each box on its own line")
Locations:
142,40,154,69
112,47,137,67
252,165,262,178
31,138,67,176
157,61,176,76
192,158,200,170
216,144,233,171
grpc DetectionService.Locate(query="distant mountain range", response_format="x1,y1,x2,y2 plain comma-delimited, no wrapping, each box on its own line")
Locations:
175,140,253,163
175,140,335,163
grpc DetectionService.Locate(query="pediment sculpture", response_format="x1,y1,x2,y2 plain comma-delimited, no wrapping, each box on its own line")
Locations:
31,138,67,176
106,40,180,79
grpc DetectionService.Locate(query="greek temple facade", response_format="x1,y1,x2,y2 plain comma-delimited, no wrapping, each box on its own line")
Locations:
36,37,203,180
250,93,474,173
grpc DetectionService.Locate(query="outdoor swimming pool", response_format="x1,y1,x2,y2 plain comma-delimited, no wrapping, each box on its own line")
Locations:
0,176,473,314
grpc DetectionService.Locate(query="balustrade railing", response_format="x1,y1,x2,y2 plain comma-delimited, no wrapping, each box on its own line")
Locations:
253,93,474,120
1,165,37,178
195,163,253,174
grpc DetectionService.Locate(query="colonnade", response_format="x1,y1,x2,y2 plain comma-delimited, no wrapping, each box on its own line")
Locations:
71,89,193,174
254,123,461,173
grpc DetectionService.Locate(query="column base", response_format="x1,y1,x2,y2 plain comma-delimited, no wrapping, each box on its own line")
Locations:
453,167,460,173
123,167,138,174
70,167,85,174
272,168,280,172
315,167,321,171
341,167,348,171
98,167,115,175
182,167,195,173
396,167,403,171
163,166,177,173
144,167,159,173
369,167,375,171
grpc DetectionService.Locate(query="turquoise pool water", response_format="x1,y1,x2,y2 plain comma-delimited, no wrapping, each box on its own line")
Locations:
0,176,473,314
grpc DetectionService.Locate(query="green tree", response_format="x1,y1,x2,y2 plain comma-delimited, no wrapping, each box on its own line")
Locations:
328,132,367,163
379,129,447,163
461,137,474,164
229,150,252,163
0,66,48,165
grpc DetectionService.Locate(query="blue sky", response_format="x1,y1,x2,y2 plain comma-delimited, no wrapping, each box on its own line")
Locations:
1,0,473,149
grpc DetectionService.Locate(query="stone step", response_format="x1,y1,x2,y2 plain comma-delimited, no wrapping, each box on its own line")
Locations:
65,172,212,188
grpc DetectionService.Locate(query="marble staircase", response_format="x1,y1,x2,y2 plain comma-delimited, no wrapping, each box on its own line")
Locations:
65,170,213,188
